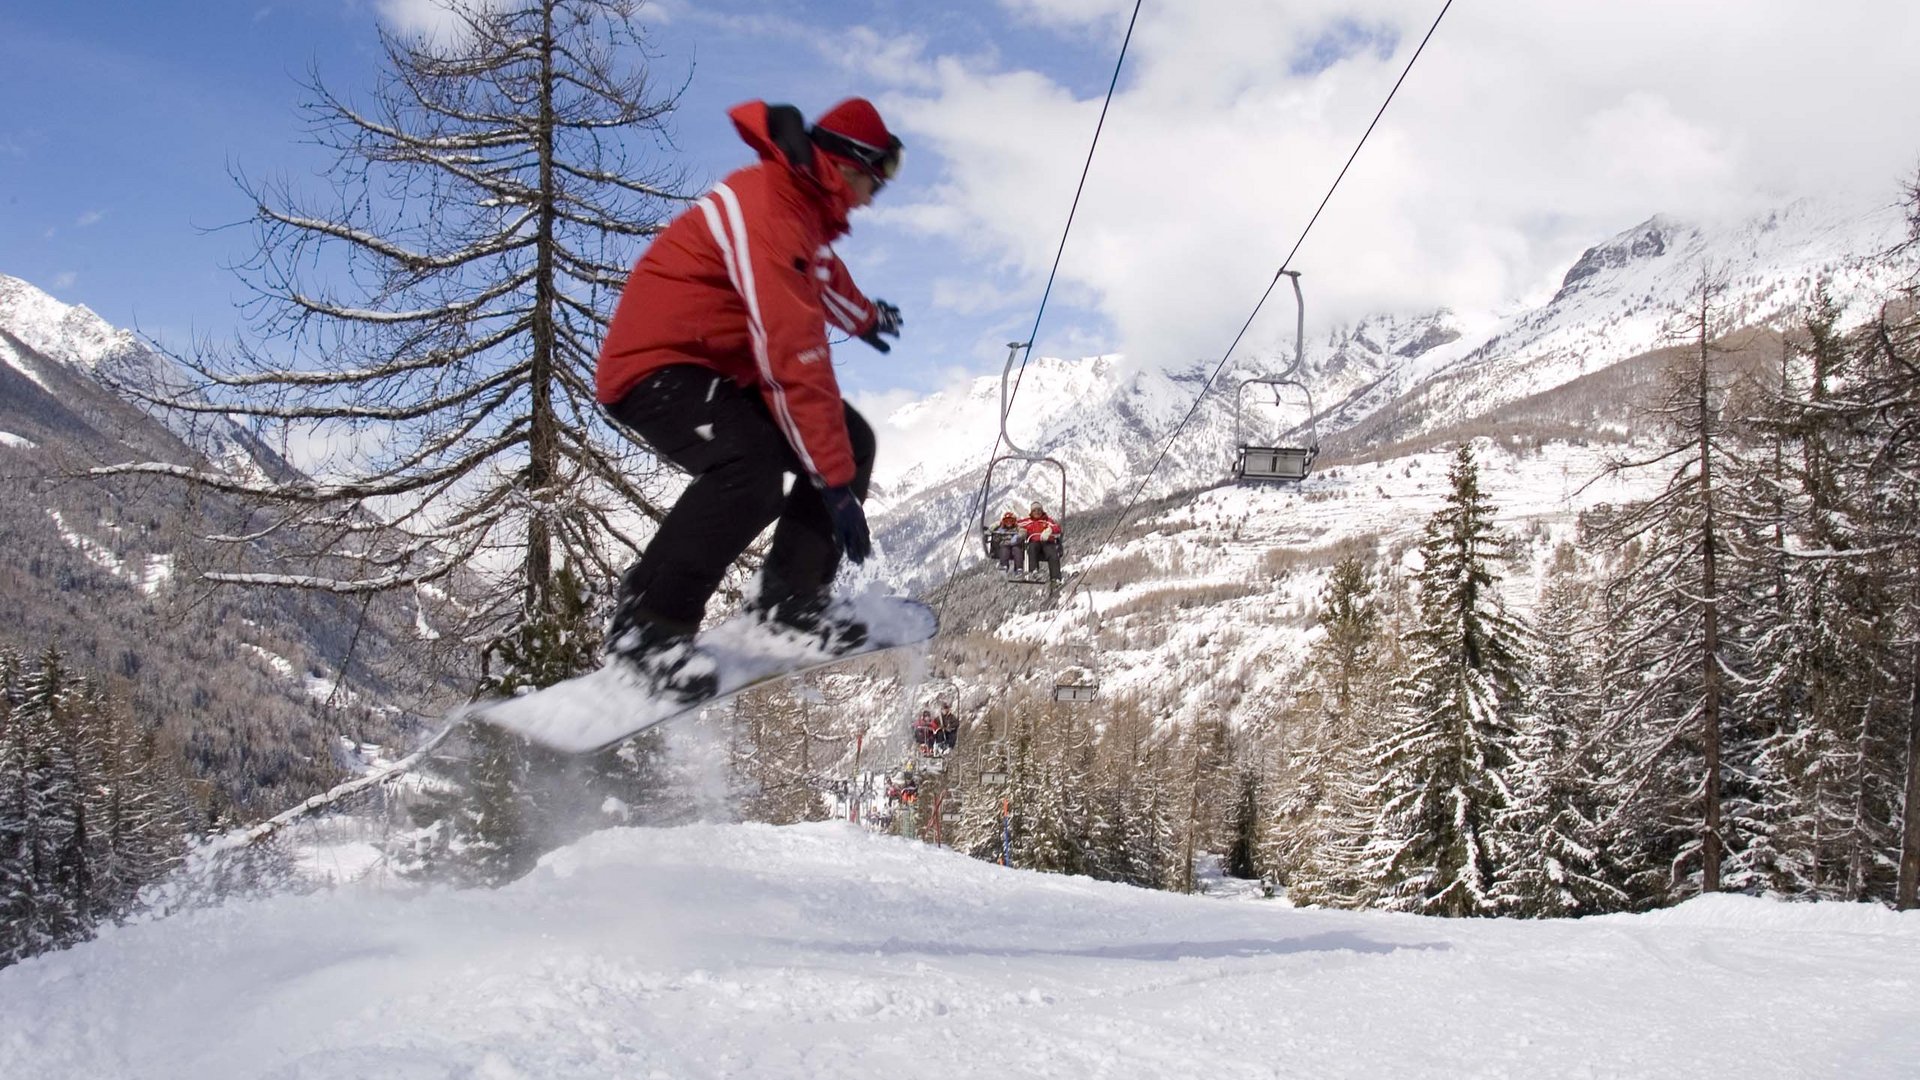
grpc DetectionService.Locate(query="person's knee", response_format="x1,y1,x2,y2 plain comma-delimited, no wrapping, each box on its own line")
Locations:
843,405,876,464
843,405,877,496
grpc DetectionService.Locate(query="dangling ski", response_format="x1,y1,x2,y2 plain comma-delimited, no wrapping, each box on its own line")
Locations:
464,595,937,755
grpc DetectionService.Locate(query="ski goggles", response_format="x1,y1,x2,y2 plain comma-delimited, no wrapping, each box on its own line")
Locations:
811,128,904,189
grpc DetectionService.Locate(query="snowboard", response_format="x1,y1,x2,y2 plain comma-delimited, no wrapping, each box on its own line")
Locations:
464,595,938,755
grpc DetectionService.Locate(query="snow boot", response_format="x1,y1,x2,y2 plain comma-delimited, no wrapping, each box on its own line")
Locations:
604,611,718,705
747,589,869,657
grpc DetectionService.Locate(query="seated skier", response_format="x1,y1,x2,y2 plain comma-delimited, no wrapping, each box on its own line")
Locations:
936,702,959,751
984,510,1024,576
1018,503,1064,585
913,707,938,753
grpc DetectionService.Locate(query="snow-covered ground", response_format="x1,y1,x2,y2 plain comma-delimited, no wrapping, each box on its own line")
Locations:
3,822,1914,1079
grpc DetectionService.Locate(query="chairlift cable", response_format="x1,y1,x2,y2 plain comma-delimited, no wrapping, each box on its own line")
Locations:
1053,0,1454,616
1004,0,1146,418
931,0,1145,626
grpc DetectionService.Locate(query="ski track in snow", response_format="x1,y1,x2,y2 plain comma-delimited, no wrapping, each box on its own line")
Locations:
3,822,1915,1079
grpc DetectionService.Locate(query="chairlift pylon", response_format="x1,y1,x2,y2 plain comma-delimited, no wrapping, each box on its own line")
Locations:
1233,272,1318,483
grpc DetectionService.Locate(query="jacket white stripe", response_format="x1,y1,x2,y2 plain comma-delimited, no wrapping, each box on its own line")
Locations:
705,182,822,479
821,285,867,332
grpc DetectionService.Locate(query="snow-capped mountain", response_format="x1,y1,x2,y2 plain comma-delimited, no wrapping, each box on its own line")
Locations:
865,193,1912,587
0,272,445,814
0,273,288,483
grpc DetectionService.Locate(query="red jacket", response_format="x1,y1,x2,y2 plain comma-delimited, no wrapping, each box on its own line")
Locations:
596,102,881,487
1019,513,1061,543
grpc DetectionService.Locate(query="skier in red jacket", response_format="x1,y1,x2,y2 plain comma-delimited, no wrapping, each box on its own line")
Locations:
1018,503,1064,584
597,97,904,699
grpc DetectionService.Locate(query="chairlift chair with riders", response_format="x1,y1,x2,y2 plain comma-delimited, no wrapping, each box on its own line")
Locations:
981,340,1070,590
1233,272,1319,483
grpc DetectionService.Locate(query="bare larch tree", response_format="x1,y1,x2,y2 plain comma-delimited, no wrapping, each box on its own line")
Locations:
97,0,692,646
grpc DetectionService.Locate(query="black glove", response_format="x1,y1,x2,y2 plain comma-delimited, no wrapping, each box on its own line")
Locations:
821,484,872,564
858,300,902,353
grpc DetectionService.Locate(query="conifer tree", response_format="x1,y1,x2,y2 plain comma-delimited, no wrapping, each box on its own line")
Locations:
1361,444,1526,917
1129,743,1182,890
0,649,29,964
0,649,89,961
1591,276,1759,900
88,703,192,920
1728,293,1889,899
1268,553,1387,906
1499,544,1626,915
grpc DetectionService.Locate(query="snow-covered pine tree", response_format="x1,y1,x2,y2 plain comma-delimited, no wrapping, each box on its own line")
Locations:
1360,444,1526,917
87,697,192,922
93,0,695,649
1589,275,1761,901
1018,707,1084,875
1725,290,1891,899
1498,543,1627,916
1223,765,1262,881
0,648,28,965
1076,703,1178,889
1131,741,1183,891
1808,190,1920,909
1268,552,1388,907
0,649,88,963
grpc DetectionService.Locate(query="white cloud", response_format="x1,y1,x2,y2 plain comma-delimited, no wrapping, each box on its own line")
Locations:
374,0,482,41
75,210,104,227
855,0,1920,370
52,272,77,289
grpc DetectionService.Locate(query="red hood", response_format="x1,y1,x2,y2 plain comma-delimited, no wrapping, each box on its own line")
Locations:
729,100,855,238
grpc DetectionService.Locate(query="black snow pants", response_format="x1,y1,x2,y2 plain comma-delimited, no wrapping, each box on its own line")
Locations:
1026,540,1062,582
605,364,876,630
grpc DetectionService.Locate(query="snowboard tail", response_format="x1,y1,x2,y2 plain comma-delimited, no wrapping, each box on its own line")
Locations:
464,596,936,754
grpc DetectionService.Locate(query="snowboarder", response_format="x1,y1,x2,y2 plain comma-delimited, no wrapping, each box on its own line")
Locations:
913,707,938,753
937,702,959,751
1019,503,1064,584
985,510,1024,576
594,97,905,702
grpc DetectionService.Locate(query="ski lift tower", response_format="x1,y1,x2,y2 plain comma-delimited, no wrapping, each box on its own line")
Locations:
1233,272,1319,483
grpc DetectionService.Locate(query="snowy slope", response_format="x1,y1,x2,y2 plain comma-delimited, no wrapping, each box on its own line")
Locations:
2,822,1914,1079
909,435,1656,739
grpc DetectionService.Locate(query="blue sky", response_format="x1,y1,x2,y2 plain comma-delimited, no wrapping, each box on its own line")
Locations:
0,0,1123,403
6,0,1920,409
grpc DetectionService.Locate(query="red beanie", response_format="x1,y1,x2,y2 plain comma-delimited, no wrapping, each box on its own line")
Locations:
813,98,892,153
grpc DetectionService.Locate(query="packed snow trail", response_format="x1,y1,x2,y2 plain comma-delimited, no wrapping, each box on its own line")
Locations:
3,823,1916,1079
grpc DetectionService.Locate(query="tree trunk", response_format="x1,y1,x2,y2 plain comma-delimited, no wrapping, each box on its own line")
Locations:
524,0,561,611
1897,639,1920,910
1182,752,1201,893
1696,296,1723,894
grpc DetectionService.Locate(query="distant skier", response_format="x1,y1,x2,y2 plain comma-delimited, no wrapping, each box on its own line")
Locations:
1019,503,1064,584
594,97,905,701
